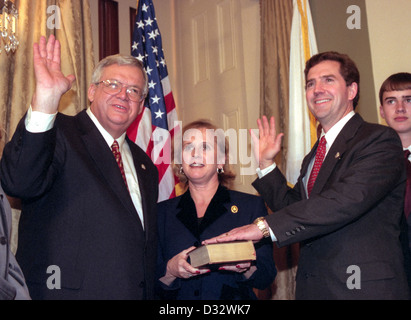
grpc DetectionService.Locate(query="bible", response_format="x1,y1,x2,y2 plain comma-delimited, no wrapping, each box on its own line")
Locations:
188,240,256,268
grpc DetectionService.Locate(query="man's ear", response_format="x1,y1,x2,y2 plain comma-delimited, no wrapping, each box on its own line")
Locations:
88,84,96,103
348,82,358,101
379,104,386,119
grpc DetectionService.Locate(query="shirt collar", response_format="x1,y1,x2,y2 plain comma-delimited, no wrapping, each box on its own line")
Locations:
320,111,355,147
86,108,126,148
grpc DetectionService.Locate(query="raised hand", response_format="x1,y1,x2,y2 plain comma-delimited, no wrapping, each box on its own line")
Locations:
250,116,284,169
31,35,76,114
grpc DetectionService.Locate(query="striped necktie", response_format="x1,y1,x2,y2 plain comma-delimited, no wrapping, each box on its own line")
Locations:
111,140,128,189
307,136,327,197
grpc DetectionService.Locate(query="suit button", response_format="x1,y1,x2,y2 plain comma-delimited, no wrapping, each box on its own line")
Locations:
0,237,7,245
285,231,291,236
194,290,200,296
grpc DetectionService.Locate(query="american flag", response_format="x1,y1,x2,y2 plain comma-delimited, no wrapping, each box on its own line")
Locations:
128,0,180,202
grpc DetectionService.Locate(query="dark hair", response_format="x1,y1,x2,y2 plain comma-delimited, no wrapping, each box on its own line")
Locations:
379,72,411,105
304,51,360,109
173,119,236,189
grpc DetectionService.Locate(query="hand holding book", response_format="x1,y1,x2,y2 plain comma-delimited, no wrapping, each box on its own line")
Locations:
159,246,211,286
160,241,257,286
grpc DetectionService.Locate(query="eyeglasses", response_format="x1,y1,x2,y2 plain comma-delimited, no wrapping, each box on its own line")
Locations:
96,79,144,102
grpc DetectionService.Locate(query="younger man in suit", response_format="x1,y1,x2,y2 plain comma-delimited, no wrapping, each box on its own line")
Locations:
205,52,410,299
379,72,411,289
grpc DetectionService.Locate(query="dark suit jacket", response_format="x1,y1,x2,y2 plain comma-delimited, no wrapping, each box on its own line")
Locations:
0,110,158,300
156,185,276,300
0,186,30,300
253,114,410,299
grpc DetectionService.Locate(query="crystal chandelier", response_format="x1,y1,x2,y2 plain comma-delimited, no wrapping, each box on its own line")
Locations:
0,0,19,54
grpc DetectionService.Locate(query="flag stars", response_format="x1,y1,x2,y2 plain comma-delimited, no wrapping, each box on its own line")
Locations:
137,20,145,29
145,17,154,27
151,95,161,104
146,66,153,76
132,42,139,51
142,3,149,12
154,109,165,119
148,30,157,40
136,53,145,62
148,80,156,89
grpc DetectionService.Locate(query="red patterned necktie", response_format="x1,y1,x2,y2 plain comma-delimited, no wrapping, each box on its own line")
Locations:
307,136,327,197
404,149,411,218
111,140,128,189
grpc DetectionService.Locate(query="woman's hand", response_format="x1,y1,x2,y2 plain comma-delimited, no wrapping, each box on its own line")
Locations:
165,246,210,280
218,261,251,273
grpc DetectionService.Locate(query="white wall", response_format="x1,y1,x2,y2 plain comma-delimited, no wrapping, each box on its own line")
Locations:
366,0,411,123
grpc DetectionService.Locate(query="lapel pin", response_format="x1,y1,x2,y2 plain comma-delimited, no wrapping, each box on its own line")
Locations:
335,152,340,159
231,205,238,213
141,164,146,170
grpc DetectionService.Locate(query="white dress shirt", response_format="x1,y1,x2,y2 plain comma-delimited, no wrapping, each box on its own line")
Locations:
405,145,411,162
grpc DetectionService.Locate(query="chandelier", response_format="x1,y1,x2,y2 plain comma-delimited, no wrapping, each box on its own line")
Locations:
0,0,18,54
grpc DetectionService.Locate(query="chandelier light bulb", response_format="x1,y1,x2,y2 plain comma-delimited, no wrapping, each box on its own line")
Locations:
0,0,19,54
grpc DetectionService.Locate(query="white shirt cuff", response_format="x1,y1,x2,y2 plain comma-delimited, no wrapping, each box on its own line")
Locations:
256,163,276,179
269,228,277,242
25,106,57,133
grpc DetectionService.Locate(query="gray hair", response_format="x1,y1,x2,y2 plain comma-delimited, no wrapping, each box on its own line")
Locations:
91,54,149,98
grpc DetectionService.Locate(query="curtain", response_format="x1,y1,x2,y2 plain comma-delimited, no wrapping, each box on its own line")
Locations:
0,0,94,154
258,0,299,300
0,0,94,253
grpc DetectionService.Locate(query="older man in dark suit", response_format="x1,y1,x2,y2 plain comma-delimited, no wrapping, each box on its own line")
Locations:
205,52,410,299
0,35,158,299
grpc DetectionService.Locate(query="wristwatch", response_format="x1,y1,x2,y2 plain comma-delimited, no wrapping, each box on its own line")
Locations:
253,217,270,238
